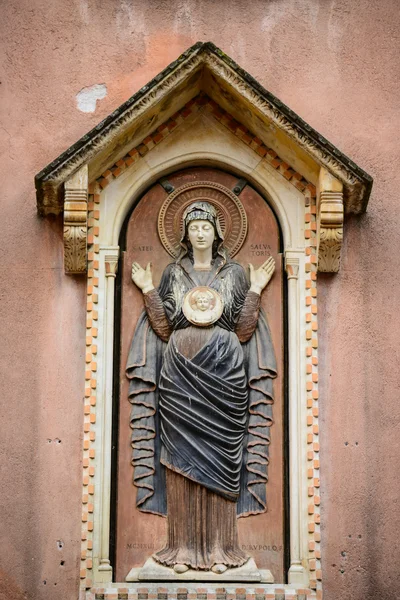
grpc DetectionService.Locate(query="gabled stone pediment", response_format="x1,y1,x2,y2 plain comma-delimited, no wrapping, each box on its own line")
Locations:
35,41,372,273
36,41,372,216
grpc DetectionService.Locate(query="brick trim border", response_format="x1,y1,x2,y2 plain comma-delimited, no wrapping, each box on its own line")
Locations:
80,188,101,589
304,191,322,599
84,586,317,600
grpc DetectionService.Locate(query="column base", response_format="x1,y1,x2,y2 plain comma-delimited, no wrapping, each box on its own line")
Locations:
96,560,113,583
288,563,307,585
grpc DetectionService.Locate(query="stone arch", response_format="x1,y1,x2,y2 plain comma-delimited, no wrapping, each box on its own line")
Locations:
109,153,294,251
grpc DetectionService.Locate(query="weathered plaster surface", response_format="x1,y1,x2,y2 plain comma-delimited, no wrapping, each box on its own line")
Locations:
0,1,399,599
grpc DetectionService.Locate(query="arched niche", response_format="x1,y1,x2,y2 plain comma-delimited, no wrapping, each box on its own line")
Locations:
114,166,286,582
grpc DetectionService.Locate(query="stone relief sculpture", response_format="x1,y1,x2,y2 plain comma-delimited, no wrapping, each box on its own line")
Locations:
126,196,277,577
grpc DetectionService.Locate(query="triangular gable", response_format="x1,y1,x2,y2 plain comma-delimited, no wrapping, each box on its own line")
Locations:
35,42,372,217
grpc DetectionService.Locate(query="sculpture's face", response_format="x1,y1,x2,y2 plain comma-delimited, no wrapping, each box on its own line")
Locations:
187,219,215,251
195,294,211,311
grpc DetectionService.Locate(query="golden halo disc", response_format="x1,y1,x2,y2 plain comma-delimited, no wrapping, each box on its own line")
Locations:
157,181,248,258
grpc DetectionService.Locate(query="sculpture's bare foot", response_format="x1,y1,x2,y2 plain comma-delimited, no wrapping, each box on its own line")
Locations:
211,564,228,574
174,564,189,574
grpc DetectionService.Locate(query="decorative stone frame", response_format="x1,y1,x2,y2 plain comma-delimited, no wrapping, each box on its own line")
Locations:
35,42,373,600
75,105,323,597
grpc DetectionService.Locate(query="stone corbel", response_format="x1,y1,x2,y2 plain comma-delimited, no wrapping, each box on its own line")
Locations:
63,165,88,274
317,167,344,273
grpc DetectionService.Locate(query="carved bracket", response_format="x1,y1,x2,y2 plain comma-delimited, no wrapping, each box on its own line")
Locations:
318,168,344,273
64,165,88,274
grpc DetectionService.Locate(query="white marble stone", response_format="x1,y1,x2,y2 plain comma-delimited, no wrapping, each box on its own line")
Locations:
125,557,274,583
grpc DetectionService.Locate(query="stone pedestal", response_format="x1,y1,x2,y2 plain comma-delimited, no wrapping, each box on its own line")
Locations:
126,557,274,583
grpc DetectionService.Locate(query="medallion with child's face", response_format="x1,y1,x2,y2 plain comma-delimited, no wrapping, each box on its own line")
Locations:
182,286,223,326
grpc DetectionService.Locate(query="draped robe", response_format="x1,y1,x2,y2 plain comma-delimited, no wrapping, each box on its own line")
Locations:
126,253,277,568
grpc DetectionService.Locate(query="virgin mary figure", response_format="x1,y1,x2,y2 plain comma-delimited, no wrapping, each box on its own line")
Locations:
126,201,276,574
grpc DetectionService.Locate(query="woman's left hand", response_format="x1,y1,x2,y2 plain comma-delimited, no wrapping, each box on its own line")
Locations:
249,256,275,295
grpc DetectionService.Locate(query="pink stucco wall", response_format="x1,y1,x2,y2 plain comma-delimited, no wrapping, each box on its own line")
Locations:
0,1,399,598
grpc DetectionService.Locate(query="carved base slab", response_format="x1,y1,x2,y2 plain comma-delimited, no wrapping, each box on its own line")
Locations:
126,557,274,583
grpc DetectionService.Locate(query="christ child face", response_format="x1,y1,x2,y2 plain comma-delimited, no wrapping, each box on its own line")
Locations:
195,293,212,312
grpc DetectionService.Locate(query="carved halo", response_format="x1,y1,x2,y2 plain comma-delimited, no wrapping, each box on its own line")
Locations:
157,181,248,257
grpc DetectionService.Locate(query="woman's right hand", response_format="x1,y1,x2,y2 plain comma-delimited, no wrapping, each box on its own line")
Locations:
131,262,154,294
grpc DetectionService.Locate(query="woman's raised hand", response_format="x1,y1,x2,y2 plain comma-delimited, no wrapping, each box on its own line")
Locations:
249,256,275,295
131,262,154,294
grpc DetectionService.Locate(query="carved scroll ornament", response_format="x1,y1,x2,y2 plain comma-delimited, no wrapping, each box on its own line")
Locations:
63,166,88,274
318,168,344,273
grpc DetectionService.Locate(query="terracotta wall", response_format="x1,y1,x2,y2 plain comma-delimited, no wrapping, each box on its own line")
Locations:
0,1,399,598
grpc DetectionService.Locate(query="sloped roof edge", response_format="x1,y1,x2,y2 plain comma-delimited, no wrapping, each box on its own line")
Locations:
35,41,372,216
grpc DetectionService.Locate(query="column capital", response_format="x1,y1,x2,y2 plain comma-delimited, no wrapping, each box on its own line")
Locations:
105,256,119,278
285,254,300,280
103,246,120,278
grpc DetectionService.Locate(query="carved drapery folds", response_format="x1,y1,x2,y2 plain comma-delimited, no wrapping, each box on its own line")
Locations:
63,166,88,274
318,168,344,273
